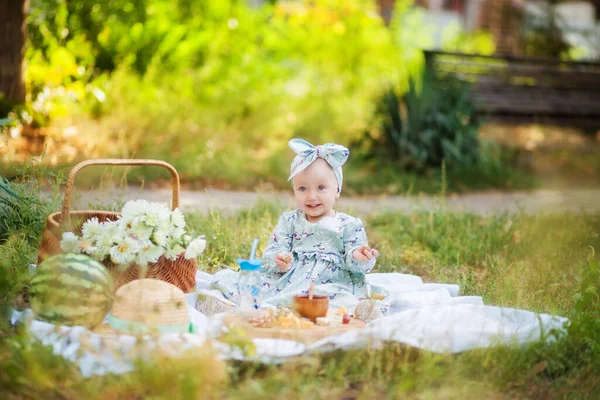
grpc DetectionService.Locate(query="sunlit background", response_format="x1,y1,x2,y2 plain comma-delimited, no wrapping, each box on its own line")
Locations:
1,0,599,194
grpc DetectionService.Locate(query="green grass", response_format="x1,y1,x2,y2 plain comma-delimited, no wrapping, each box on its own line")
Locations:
0,178,599,399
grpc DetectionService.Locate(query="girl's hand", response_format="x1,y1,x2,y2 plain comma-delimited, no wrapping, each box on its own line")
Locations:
352,245,379,262
274,253,293,272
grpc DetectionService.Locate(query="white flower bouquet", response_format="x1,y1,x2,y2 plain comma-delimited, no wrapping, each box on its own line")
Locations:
60,199,206,268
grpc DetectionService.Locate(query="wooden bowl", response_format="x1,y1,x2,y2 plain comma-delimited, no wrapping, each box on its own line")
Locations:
293,295,329,322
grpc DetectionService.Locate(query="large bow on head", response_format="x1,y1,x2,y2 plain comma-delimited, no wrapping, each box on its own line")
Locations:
288,138,349,191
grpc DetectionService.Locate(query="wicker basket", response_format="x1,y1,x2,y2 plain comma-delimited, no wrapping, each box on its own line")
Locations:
37,159,197,293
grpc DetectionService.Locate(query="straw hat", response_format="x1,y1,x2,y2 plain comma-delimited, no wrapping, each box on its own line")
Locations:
93,278,191,336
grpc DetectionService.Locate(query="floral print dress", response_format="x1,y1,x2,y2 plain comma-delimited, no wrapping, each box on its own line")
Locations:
211,210,376,311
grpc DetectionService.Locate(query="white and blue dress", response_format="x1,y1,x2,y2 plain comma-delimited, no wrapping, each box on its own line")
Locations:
211,209,376,310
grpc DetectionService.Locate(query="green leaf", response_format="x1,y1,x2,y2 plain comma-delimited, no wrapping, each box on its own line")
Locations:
0,177,21,200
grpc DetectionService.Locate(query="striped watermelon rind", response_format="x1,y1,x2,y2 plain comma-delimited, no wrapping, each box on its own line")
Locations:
30,253,114,328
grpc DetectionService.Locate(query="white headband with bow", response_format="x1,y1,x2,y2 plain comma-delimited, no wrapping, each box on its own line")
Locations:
288,138,350,191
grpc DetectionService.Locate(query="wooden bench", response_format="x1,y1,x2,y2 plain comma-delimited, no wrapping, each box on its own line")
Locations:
424,50,600,130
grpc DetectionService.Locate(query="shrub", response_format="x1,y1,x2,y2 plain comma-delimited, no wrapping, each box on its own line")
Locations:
365,67,480,173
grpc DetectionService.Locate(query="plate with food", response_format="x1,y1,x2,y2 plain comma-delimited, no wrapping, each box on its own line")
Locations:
223,306,365,345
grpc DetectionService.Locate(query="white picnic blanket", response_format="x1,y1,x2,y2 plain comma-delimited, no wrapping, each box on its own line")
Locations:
10,271,568,377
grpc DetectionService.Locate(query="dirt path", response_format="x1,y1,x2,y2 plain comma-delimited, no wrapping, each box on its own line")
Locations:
71,188,600,215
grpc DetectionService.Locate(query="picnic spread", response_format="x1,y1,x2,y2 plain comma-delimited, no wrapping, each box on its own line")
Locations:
11,269,568,377
8,159,569,378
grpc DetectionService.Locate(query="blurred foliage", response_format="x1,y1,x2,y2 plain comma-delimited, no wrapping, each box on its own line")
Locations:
0,163,62,246
440,23,496,55
0,166,62,312
21,1,406,172
2,0,522,192
518,0,572,59
24,0,405,131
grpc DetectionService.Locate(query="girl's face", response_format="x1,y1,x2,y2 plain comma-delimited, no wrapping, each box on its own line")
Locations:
292,159,340,223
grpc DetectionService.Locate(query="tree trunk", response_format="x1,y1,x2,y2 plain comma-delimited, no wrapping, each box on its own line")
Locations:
0,0,29,105
376,0,396,26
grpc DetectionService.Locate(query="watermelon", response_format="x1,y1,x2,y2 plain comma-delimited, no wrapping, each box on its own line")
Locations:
30,253,114,328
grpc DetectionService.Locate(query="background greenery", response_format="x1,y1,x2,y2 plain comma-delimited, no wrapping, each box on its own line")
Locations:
1,0,548,194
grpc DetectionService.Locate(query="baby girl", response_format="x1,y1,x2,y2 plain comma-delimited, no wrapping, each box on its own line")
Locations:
209,138,379,312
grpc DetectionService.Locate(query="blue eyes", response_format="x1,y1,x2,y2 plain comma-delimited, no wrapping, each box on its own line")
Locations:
297,186,326,192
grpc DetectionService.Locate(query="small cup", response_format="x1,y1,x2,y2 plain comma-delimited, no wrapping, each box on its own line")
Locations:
293,294,329,322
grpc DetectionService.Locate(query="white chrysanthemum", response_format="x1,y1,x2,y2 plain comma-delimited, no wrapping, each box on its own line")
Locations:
77,239,96,254
164,244,185,261
144,211,160,228
91,245,109,260
83,246,99,257
109,236,140,265
156,216,171,233
95,233,116,257
155,207,172,228
103,220,121,236
121,200,149,231
122,199,151,219
170,226,186,241
147,202,170,223
136,241,163,265
152,229,169,247
81,217,102,241
78,200,207,265
185,237,206,259
171,208,186,229
124,200,170,228
130,220,153,240
94,222,120,254
121,215,136,232
120,200,137,217
60,232,80,253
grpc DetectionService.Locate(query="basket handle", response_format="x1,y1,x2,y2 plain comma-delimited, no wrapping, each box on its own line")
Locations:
60,159,180,229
